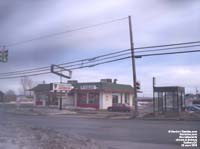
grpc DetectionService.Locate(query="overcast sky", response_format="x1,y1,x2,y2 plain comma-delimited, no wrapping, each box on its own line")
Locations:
0,0,200,96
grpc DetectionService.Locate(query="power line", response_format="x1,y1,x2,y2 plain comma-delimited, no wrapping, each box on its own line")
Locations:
4,13,200,49
0,49,130,75
2,41,200,75
137,49,200,57
135,40,200,50
0,52,130,76
1,13,200,77
0,71,51,79
70,49,200,70
71,56,131,70
0,52,131,77
137,44,200,53
0,49,131,75
5,17,128,47
0,56,132,79
1,42,200,76
1,48,200,79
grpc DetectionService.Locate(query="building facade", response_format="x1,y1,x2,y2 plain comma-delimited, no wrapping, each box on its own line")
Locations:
72,79,134,109
31,79,134,109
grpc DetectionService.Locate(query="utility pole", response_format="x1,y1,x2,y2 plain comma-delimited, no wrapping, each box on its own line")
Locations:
153,77,156,114
59,70,63,110
128,16,138,117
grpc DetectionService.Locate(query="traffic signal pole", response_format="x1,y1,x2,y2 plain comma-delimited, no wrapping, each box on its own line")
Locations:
0,46,8,63
128,16,138,117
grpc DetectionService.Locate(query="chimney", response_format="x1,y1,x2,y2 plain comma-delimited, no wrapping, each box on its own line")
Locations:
113,79,118,84
100,79,112,83
67,80,78,84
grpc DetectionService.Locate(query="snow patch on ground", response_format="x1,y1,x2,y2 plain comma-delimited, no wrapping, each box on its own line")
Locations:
0,122,101,149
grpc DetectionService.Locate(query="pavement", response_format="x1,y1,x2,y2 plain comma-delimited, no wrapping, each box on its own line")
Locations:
0,103,100,149
1,102,132,119
3,102,200,121
0,102,199,149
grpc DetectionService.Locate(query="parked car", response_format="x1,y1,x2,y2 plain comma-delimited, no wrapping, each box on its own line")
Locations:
194,104,200,108
185,105,200,113
107,104,132,112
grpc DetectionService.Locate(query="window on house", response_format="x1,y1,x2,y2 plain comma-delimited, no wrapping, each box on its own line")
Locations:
36,93,48,101
88,93,99,104
112,95,118,104
78,93,87,104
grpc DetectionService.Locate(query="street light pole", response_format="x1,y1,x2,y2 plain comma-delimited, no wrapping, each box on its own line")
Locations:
128,16,138,117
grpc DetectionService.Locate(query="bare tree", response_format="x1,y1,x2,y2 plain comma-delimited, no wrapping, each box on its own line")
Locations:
20,77,33,96
4,90,16,102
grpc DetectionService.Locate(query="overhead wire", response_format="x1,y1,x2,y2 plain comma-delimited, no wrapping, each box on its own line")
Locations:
1,43,200,77
1,13,200,76
1,48,200,79
5,17,128,47
1,15,200,79
137,49,200,57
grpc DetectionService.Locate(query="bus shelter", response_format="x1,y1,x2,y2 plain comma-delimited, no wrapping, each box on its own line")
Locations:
153,86,185,113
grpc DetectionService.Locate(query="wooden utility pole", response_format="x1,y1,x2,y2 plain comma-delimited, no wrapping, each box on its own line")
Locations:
128,16,138,117
59,70,63,110
153,77,156,113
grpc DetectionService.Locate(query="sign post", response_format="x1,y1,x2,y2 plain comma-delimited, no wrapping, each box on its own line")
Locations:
50,64,72,110
51,83,74,110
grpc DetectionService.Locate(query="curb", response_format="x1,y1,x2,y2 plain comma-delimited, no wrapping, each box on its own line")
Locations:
5,109,200,121
136,117,200,121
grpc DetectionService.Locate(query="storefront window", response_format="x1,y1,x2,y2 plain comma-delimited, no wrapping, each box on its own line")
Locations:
78,93,87,104
166,92,173,110
88,93,99,104
36,93,48,101
124,93,130,105
112,95,118,104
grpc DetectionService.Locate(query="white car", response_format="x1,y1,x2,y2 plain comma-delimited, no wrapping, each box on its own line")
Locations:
194,104,200,108
185,105,200,113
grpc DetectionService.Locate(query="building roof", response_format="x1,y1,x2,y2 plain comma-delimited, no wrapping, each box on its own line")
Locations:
137,97,153,101
29,84,52,92
30,81,134,93
74,82,134,93
0,91,4,95
154,86,185,92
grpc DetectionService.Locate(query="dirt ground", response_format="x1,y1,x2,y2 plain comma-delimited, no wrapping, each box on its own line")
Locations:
0,121,101,149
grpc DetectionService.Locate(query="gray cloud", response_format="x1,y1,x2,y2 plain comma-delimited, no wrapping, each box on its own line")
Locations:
164,0,198,5
0,0,200,94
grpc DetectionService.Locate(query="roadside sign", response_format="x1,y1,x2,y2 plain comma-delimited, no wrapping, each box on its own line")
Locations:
51,64,72,79
80,84,97,90
52,83,74,92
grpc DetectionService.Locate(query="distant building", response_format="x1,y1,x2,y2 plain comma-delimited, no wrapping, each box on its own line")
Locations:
30,79,134,109
185,94,194,106
30,83,55,106
185,93,200,106
16,95,33,102
0,91,4,102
